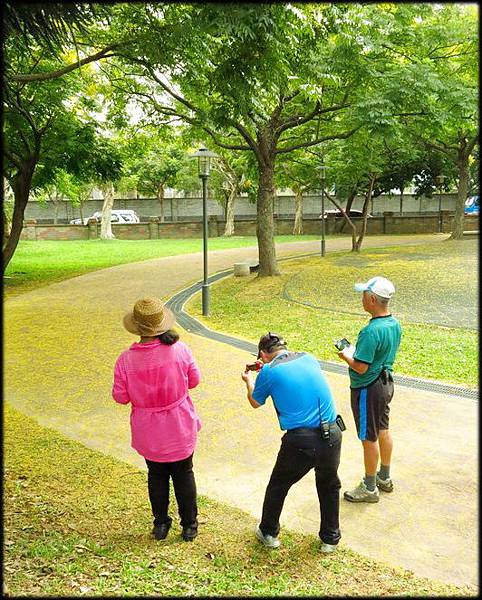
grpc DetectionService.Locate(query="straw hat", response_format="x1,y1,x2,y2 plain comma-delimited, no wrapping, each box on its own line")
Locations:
123,297,176,336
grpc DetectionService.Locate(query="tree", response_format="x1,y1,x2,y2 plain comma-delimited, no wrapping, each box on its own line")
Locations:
207,151,251,236
2,59,93,269
2,2,128,267
130,145,186,223
113,3,464,273
88,136,124,239
369,3,478,239
110,3,374,275
276,150,321,235
36,168,79,224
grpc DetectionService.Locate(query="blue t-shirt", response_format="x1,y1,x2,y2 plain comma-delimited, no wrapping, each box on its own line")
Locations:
252,351,337,431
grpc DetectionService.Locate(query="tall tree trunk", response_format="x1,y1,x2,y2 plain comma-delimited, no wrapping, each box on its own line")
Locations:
223,188,236,236
451,153,469,240
3,178,14,240
293,190,303,235
256,160,280,276
157,184,165,223
399,186,404,215
79,199,84,223
100,182,115,240
354,176,375,252
3,157,37,271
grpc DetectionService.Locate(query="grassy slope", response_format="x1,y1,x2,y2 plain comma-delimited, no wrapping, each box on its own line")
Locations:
4,236,319,298
187,240,478,387
4,404,472,597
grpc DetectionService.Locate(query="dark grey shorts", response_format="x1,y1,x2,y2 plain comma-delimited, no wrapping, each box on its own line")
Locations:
350,374,394,442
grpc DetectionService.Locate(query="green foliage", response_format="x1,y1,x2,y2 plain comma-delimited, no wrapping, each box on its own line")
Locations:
35,169,78,206
3,3,108,53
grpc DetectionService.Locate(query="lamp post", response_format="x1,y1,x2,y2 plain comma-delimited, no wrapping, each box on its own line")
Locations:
191,147,217,315
435,174,446,233
317,162,330,257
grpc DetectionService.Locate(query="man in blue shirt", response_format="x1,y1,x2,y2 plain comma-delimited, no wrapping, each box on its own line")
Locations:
338,276,402,504
242,332,344,552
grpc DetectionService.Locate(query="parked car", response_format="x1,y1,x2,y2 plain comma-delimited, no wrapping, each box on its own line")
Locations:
320,209,373,219
464,195,479,216
70,210,140,225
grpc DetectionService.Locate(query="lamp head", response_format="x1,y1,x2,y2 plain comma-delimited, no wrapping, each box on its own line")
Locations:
191,147,218,177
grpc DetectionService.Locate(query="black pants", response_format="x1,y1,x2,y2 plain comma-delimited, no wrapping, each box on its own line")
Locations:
259,426,342,545
145,454,198,529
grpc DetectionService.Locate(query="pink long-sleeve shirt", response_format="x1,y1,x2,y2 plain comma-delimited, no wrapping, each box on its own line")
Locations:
112,339,201,462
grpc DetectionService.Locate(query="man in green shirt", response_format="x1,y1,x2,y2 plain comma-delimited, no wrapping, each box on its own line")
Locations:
338,276,402,503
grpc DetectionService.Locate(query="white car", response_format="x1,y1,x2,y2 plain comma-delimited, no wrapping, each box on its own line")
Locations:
70,210,140,225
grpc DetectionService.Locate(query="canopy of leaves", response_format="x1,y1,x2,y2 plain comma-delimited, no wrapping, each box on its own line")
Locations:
3,2,106,52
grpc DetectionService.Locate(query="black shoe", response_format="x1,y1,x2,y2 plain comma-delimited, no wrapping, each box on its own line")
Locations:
152,521,171,540
181,526,198,542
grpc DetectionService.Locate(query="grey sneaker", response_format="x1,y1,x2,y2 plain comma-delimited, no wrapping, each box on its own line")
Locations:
320,542,338,554
376,475,394,493
344,480,380,503
255,525,280,549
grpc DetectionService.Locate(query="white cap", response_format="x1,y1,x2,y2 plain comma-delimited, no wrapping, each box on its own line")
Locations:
354,276,395,299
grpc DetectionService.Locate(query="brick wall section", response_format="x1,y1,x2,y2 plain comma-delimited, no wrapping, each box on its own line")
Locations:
20,213,478,241
24,192,460,222
111,223,150,239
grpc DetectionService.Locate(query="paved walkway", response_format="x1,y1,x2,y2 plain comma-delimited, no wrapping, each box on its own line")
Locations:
4,234,478,590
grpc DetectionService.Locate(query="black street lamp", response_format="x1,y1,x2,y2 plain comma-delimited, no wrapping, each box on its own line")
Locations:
191,147,218,316
435,174,446,233
317,162,331,257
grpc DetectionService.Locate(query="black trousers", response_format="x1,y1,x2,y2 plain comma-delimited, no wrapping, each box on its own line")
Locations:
145,454,198,529
259,426,342,545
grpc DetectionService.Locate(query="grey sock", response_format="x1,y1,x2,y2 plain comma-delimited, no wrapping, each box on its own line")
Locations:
378,464,390,480
363,474,376,491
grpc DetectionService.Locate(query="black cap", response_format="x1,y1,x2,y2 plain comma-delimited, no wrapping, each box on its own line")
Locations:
257,332,287,359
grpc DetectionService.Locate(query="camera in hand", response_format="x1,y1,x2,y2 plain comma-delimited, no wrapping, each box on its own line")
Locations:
333,338,351,351
245,360,263,372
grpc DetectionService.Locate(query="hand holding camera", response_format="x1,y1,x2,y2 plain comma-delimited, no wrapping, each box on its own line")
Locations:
245,360,263,372
333,338,355,359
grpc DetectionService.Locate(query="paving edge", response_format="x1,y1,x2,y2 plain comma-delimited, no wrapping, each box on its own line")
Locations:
165,257,478,401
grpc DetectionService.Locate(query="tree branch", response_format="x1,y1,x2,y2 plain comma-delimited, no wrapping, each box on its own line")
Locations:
201,126,252,152
275,126,361,154
6,43,123,82
277,100,353,137
226,119,260,158
3,148,24,170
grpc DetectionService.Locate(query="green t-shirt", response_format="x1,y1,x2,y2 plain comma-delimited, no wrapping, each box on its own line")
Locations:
349,315,402,389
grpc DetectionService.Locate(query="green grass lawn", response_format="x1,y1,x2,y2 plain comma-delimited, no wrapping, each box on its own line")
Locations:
4,236,320,298
4,404,472,597
187,239,478,388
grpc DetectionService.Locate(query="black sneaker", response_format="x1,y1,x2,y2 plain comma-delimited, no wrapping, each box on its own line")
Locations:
152,521,171,540
182,526,198,542
376,475,394,493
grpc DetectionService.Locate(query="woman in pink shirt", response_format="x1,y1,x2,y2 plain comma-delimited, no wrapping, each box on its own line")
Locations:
113,297,201,542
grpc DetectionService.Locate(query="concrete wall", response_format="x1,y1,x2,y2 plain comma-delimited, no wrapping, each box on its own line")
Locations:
20,212,478,241
24,192,459,223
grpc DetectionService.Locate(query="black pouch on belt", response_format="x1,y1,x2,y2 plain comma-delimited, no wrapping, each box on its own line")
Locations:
335,414,346,431
320,421,330,440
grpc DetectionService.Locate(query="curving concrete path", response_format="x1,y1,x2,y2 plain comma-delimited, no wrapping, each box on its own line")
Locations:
4,234,478,590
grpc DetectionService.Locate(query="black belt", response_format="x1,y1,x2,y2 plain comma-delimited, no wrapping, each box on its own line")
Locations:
287,424,337,434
